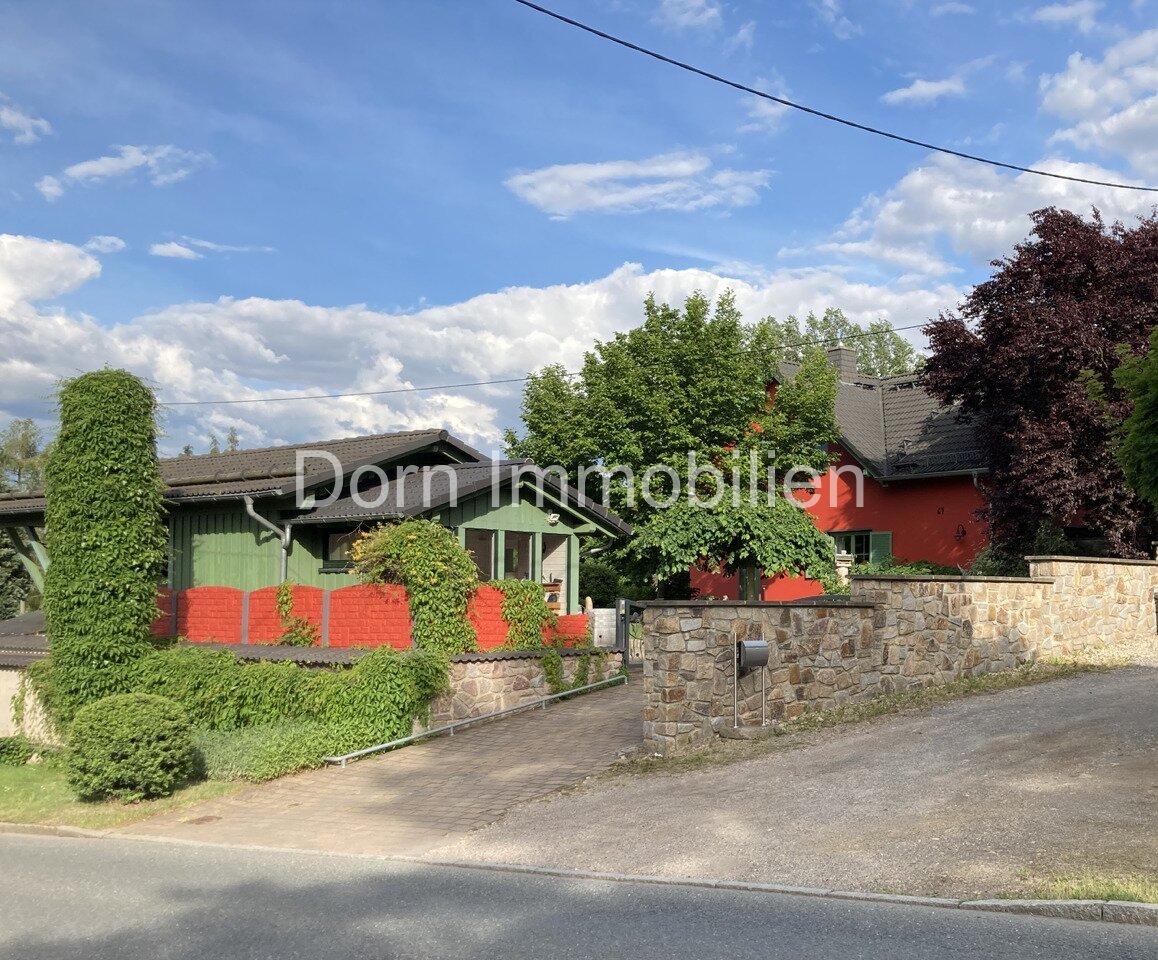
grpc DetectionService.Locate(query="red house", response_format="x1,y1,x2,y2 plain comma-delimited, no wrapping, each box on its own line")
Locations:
691,347,989,601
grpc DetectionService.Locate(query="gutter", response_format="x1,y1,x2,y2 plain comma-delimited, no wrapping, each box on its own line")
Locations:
244,496,293,581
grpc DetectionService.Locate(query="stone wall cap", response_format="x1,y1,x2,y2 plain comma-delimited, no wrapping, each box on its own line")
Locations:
634,598,876,609
1025,554,1158,567
451,647,604,663
847,572,1056,581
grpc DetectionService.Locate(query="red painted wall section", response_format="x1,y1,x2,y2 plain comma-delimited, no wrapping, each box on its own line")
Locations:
152,587,174,636
328,584,411,650
163,584,592,650
689,446,988,601
469,585,508,651
177,587,244,644
247,585,324,645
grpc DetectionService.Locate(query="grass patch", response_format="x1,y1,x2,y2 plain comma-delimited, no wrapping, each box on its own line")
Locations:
618,656,1120,778
193,721,340,782
0,762,241,829
1006,871,1158,903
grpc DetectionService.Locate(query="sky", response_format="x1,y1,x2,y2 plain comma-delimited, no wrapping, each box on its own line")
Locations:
1,0,1156,456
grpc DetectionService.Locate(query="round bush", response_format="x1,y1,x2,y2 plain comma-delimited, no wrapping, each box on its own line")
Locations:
67,693,196,802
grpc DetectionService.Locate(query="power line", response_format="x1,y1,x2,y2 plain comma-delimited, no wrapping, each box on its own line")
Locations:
511,0,1158,194
159,322,928,407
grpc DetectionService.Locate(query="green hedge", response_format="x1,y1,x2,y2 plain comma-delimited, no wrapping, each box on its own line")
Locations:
193,722,341,782
0,735,33,766
67,693,195,802
129,645,449,753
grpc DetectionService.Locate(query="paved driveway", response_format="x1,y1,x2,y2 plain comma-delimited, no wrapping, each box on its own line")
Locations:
118,679,642,856
432,665,1158,899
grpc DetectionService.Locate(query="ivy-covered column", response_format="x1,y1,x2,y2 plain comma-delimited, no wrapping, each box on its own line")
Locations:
42,369,168,724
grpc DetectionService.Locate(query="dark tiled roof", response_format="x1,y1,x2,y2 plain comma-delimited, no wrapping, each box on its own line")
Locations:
778,364,986,479
0,611,48,668
294,460,632,537
0,428,487,519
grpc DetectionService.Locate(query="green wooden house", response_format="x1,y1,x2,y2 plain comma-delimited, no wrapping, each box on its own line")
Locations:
0,429,629,615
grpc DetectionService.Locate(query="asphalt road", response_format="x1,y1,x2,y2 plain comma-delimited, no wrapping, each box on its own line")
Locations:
0,836,1153,960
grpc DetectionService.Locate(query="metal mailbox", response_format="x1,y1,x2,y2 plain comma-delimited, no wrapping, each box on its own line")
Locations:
736,638,770,676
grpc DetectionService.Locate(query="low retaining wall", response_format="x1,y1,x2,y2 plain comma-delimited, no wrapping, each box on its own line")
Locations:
430,649,623,725
643,556,1158,755
152,584,591,650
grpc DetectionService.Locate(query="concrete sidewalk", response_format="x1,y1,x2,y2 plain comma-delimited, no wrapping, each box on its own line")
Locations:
116,679,643,856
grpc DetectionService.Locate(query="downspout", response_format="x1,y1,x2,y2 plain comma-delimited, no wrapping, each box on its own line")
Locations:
971,470,982,490
244,496,293,582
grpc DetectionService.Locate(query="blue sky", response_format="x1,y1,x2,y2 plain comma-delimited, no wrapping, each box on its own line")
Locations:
1,0,1155,454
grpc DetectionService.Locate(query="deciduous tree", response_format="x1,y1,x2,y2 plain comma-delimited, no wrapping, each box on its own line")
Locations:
923,207,1158,558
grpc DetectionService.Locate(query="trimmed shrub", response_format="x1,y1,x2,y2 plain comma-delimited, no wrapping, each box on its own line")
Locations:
67,693,195,802
579,559,622,608
0,735,33,766
130,645,449,752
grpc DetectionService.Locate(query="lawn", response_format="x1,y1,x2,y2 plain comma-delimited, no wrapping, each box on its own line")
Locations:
0,763,243,830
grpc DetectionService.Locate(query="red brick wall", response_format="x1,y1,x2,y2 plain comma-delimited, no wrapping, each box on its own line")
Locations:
163,583,590,650
176,586,245,644
247,585,325,645
468,585,508,651
328,583,411,650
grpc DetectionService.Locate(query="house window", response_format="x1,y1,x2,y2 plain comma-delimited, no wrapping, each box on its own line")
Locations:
504,532,533,580
830,530,872,564
464,528,495,581
323,530,359,570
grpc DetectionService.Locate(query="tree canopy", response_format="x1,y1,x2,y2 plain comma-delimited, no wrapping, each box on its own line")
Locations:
0,418,48,620
923,206,1158,559
505,291,842,588
763,307,922,377
1116,325,1158,517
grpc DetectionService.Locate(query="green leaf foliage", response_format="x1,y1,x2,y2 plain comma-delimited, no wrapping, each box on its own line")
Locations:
505,291,844,589
274,580,321,647
488,579,558,649
764,307,922,377
351,519,479,656
42,370,168,723
0,735,34,766
66,693,195,802
1116,326,1158,514
579,558,623,607
192,721,345,782
128,645,449,751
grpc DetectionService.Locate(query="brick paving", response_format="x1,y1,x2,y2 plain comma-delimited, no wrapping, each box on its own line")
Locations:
116,678,643,856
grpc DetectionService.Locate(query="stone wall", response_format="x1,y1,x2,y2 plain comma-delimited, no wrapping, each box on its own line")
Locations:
0,667,19,738
429,649,623,726
643,556,1158,755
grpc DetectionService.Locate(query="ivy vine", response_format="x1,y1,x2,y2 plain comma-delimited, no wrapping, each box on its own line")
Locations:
351,519,479,657
489,579,558,650
274,580,320,647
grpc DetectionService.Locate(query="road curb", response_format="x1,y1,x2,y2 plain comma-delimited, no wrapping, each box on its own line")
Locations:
2,822,1154,926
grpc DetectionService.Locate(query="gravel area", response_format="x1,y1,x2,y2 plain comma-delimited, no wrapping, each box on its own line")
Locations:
429,659,1158,899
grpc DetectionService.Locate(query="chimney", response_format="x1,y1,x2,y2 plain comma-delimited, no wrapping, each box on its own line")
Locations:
826,345,858,381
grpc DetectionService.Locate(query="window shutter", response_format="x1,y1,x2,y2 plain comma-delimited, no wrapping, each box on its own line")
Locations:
869,531,892,564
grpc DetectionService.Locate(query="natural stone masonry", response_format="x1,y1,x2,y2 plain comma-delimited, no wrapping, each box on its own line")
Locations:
643,556,1158,755
429,649,623,726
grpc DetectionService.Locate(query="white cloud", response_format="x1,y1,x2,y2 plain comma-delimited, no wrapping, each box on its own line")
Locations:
0,234,100,312
811,0,859,40
931,2,975,14
1030,1,1101,33
505,152,770,218
36,144,212,201
1041,29,1158,176
881,76,967,106
0,233,967,454
149,242,203,260
821,153,1155,281
654,0,722,30
181,237,276,254
83,235,126,254
36,176,63,202
739,75,792,133
726,21,756,53
0,96,51,144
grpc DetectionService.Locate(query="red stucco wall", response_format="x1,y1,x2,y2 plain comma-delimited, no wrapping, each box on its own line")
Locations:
690,446,988,601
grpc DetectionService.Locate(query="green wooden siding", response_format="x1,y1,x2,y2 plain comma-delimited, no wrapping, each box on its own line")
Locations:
169,484,595,610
